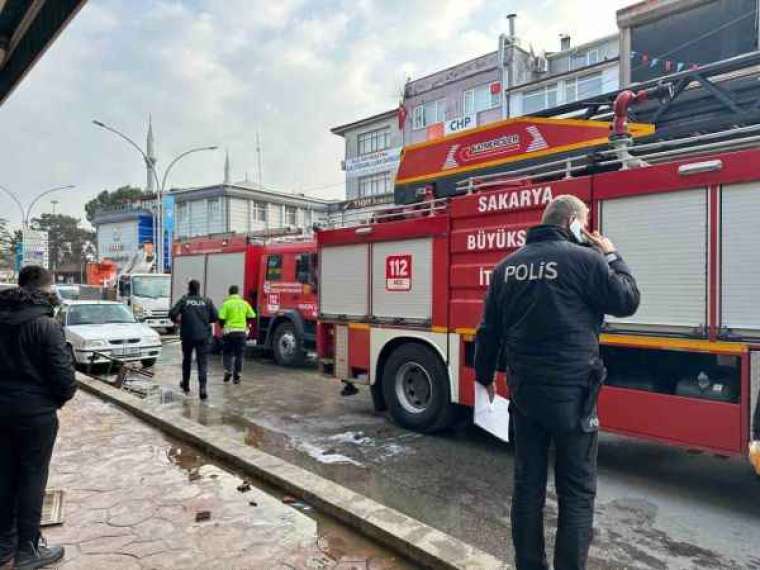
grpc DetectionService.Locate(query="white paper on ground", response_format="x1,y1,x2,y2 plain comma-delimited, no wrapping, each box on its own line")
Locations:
474,382,510,442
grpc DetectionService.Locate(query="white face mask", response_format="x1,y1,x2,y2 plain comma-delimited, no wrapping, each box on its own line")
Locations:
569,218,586,243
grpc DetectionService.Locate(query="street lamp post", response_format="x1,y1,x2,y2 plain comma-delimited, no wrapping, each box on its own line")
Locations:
0,183,75,272
92,119,217,273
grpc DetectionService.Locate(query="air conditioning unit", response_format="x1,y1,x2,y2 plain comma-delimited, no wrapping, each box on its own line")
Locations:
533,56,549,73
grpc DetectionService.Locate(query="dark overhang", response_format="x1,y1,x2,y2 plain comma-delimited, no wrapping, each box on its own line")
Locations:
0,0,87,107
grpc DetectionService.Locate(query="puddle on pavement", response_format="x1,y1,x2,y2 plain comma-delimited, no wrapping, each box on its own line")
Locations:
164,434,419,569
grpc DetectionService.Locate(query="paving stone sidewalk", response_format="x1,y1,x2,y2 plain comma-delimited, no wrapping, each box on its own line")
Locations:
42,391,415,569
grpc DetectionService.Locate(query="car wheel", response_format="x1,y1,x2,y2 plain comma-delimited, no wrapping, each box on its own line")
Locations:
141,358,157,368
381,343,454,433
272,321,305,367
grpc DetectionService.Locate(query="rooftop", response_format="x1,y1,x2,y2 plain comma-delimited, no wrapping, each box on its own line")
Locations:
331,109,398,135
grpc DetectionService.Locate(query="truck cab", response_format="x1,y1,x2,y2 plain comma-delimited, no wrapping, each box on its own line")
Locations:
117,273,174,332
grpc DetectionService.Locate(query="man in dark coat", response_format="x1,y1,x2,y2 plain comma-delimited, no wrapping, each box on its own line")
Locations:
169,279,218,400
0,266,76,570
475,195,640,570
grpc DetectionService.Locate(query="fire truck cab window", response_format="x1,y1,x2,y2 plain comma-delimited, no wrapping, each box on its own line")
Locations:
295,253,317,289
266,255,282,281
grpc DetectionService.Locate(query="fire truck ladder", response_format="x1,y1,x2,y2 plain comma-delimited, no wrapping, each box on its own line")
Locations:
531,50,760,141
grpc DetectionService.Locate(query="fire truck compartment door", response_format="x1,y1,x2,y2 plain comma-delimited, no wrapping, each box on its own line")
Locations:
721,182,760,336
371,238,432,321
320,244,369,318
600,188,707,331
172,254,206,306
205,252,246,308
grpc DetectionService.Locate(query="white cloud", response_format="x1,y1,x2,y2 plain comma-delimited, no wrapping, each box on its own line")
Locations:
0,0,636,226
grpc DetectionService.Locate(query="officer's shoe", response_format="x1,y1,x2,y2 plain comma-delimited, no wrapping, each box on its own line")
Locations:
223,372,231,383
180,380,190,394
199,386,208,401
15,536,65,570
233,376,241,385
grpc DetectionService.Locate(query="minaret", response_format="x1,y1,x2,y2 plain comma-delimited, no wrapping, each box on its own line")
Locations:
224,149,231,185
146,114,156,193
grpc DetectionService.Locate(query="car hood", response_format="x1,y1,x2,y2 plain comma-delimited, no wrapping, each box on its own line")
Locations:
67,322,158,341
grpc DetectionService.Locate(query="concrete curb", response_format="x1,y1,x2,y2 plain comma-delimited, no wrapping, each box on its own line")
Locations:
75,374,508,570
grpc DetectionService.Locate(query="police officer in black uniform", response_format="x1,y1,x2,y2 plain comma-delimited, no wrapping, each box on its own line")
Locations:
169,280,218,400
475,194,640,570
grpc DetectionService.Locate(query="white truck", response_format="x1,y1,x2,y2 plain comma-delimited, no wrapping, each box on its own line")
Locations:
116,273,174,333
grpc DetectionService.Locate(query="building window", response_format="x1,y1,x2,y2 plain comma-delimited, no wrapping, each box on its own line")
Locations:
412,99,446,130
358,128,391,155
285,206,297,226
564,72,604,104
176,202,188,235
464,83,501,115
253,202,267,222
358,171,392,197
522,83,558,115
570,49,600,71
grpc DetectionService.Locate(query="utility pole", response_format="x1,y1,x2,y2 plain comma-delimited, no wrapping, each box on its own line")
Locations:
50,200,59,215
256,131,263,188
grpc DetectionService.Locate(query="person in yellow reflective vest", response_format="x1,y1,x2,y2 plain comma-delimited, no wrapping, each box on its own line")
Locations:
217,285,256,384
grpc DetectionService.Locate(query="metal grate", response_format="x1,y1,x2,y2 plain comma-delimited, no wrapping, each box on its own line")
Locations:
40,490,64,527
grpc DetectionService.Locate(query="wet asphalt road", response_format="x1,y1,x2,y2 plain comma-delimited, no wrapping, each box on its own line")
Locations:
137,342,760,569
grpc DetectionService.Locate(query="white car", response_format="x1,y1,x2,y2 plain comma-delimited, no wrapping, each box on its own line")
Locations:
59,301,162,368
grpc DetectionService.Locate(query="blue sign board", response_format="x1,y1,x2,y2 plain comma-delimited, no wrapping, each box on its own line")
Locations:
162,194,175,272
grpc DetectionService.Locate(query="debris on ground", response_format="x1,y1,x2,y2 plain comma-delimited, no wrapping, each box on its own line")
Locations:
237,481,252,493
249,500,258,507
195,510,211,522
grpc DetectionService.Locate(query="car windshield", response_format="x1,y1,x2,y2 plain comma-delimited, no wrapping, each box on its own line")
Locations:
132,276,170,299
67,304,136,325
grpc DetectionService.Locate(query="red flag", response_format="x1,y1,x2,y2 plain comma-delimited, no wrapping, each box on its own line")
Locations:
490,82,501,95
397,103,408,129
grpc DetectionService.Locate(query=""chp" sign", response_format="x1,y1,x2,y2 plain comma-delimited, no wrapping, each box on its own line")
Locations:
385,254,412,291
444,113,476,136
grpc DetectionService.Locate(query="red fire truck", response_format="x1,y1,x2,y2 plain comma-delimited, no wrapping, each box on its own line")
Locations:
316,94,760,471
171,234,318,366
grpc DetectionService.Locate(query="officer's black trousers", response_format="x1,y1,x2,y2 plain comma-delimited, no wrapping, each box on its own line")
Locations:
511,406,598,570
0,412,58,563
181,338,208,388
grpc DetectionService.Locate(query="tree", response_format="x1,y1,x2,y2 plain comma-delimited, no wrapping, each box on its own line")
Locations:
0,218,13,272
31,214,95,270
84,185,147,224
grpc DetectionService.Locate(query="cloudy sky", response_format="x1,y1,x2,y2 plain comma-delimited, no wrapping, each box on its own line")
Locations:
0,0,631,227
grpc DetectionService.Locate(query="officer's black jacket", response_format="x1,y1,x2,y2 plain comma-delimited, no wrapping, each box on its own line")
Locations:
169,294,218,342
474,224,640,388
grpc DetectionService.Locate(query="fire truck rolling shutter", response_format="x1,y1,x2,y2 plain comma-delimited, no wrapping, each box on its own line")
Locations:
171,255,206,306
371,238,432,322
320,244,370,318
205,252,246,308
721,182,760,336
600,188,707,332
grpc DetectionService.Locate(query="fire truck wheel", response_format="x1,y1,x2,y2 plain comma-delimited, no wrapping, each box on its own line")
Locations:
272,321,305,367
382,343,454,433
